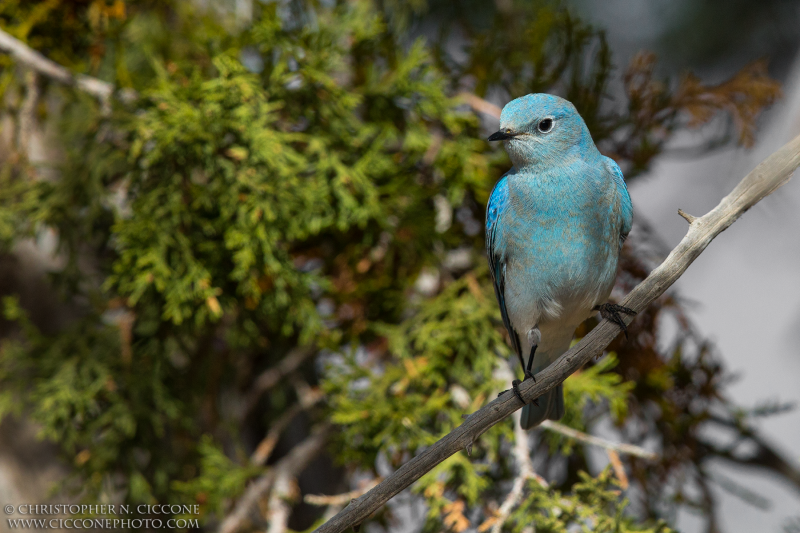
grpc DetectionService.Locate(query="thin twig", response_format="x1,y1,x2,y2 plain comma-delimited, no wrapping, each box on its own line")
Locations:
305,479,382,507
539,420,657,460
314,134,800,533
677,208,697,224
483,411,542,533
459,92,502,119
606,450,629,489
221,424,331,533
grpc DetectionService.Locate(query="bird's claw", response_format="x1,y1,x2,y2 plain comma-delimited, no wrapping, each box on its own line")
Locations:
511,379,525,404
523,372,540,407
594,302,636,339
504,374,539,406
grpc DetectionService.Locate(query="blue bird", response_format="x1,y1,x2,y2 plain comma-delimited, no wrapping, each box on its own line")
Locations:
485,94,634,429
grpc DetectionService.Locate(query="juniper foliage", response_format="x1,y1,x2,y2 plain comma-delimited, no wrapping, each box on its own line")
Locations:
0,1,793,532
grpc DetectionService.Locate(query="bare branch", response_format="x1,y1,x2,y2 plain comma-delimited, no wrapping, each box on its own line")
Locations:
221,424,331,533
266,471,296,533
313,134,800,533
459,92,502,119
677,208,697,224
606,450,629,489
539,420,657,460
0,27,136,105
483,411,542,533
305,479,382,507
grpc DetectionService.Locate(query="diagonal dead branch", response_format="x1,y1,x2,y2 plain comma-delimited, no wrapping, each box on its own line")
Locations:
313,134,800,533
0,27,136,106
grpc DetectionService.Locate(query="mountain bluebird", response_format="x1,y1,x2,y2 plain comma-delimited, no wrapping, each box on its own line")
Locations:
485,93,634,429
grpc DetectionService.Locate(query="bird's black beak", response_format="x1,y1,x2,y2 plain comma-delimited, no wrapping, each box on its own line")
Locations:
488,130,517,141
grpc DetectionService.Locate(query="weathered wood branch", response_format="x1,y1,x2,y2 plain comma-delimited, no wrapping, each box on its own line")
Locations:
314,134,800,533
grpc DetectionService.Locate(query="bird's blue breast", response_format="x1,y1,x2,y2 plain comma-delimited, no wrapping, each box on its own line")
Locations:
489,157,624,329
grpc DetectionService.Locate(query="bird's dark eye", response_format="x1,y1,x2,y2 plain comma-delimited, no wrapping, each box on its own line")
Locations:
537,118,554,133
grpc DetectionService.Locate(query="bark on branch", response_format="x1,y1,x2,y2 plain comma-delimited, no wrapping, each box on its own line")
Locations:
314,134,800,533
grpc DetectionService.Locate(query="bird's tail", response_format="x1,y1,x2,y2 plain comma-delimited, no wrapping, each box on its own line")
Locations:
520,384,564,429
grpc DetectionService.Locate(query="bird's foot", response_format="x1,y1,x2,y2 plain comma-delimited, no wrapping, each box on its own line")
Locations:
522,372,539,406
511,379,524,404
500,374,538,406
593,302,637,339
498,365,539,404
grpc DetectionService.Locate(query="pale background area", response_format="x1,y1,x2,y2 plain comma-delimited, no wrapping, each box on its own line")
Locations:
566,1,800,529
629,57,800,531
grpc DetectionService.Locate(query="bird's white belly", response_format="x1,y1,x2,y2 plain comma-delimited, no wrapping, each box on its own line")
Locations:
503,256,616,370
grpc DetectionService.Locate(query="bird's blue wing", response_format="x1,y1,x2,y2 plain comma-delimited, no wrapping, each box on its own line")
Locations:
486,172,522,357
603,157,633,247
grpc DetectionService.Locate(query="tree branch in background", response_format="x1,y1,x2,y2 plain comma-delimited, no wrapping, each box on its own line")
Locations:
0,27,136,107
539,420,657,460
244,347,317,415
221,424,331,533
313,135,800,533
305,479,382,507
705,414,800,493
459,92,502,119
482,411,542,533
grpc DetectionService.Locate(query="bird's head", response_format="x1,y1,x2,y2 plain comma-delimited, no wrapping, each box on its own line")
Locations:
488,93,595,169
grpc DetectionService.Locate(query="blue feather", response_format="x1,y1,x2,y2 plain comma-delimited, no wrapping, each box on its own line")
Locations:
486,172,521,358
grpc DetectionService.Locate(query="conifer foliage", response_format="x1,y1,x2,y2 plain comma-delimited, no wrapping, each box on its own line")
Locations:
0,1,793,532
